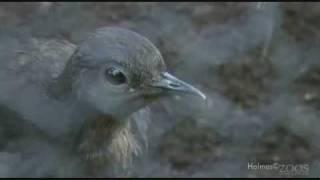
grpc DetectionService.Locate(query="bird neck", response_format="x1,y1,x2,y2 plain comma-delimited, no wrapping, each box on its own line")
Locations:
71,113,140,175
46,66,140,172
47,80,139,171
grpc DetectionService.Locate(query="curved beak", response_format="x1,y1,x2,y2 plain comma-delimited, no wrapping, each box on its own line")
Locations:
150,72,206,100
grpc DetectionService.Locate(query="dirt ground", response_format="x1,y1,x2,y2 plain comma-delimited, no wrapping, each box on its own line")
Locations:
0,2,320,177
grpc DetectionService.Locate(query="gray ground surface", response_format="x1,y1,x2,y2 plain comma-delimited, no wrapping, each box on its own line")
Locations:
0,2,320,177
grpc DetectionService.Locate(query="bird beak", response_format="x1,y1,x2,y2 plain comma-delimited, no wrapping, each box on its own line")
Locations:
150,72,206,100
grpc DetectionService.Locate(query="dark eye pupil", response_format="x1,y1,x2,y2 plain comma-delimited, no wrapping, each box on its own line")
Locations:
105,67,127,85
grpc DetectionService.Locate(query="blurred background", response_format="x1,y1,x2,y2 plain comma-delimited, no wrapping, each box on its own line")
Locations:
0,2,320,177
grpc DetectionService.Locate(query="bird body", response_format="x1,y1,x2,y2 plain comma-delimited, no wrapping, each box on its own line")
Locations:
0,27,205,177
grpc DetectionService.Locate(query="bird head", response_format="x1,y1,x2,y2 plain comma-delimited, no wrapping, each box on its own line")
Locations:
62,27,206,120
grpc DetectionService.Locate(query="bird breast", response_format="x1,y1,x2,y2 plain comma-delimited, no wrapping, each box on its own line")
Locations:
76,114,141,171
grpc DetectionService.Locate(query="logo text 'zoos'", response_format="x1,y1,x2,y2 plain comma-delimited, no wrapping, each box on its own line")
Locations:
248,162,309,176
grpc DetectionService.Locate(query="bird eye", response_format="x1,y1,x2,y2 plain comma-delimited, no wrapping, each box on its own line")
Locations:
105,67,127,85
